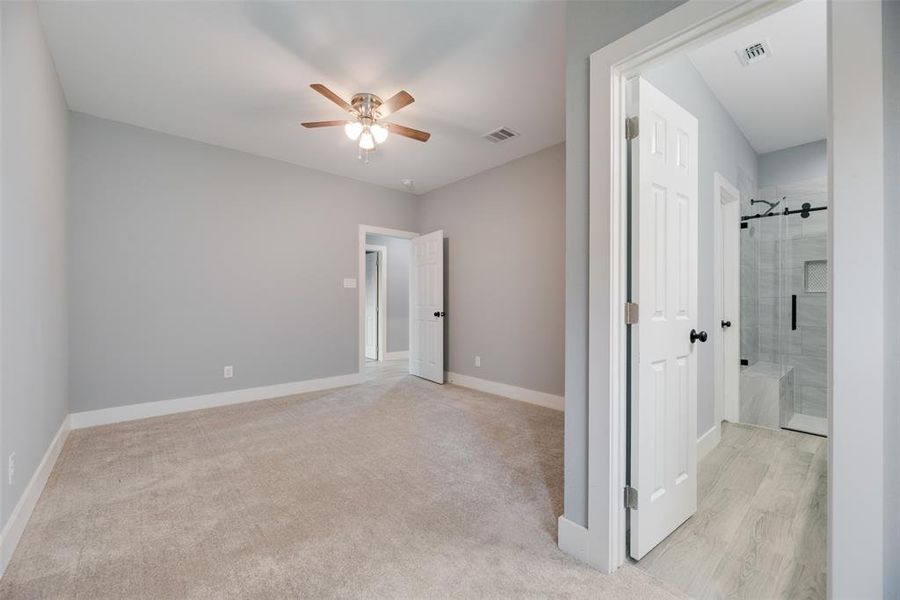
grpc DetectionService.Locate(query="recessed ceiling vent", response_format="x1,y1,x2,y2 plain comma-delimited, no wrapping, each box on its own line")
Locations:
736,41,772,66
483,127,519,143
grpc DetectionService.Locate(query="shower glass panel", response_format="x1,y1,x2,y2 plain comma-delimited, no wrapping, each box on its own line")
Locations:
739,179,828,437
778,181,828,435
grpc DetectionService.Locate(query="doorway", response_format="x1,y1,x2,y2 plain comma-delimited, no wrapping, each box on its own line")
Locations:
357,225,446,385
618,2,829,596
583,0,885,596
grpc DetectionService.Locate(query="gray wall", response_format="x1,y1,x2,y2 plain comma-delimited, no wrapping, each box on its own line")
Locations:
1,2,70,529
884,0,900,593
68,113,417,412
642,55,760,437
565,0,685,528
758,139,827,188
365,234,411,353
417,144,565,396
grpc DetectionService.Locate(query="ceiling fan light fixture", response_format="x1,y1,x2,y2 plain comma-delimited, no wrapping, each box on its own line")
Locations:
344,120,363,141
358,128,375,150
371,123,389,144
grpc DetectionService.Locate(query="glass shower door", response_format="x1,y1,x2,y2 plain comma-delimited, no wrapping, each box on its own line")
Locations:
778,182,828,436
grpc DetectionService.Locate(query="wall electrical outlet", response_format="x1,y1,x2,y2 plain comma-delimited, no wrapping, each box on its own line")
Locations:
8,453,15,485
224,365,234,379
474,356,481,368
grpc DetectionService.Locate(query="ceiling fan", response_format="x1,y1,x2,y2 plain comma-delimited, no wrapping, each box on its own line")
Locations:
302,84,431,161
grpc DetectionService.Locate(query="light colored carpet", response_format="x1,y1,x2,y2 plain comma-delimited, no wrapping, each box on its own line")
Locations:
1,370,685,599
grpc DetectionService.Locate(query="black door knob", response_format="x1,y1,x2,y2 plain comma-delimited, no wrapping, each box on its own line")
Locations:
721,320,732,329
433,311,445,317
690,329,708,344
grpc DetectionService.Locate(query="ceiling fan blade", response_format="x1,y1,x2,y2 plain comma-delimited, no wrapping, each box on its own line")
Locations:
301,120,346,128
388,123,431,142
378,91,414,117
310,83,353,113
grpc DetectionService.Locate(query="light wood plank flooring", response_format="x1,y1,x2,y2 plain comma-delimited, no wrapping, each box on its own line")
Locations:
634,421,827,599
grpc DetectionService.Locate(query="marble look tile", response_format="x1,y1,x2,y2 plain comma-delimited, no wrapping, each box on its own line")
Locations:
800,326,827,358
797,295,826,328
797,385,827,418
783,354,827,388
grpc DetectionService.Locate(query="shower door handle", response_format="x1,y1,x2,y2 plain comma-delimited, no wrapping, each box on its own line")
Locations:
791,295,797,331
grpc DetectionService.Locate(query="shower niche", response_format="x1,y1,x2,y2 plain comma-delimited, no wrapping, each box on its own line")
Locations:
739,178,828,436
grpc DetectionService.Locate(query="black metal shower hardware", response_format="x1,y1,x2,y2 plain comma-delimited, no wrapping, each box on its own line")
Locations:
741,199,828,223
749,196,783,215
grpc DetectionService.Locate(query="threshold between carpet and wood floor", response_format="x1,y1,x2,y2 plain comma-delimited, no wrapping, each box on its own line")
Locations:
1,366,685,599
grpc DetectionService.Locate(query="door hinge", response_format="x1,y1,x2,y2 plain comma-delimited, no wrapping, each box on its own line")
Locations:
624,486,638,509
625,116,639,140
624,302,639,325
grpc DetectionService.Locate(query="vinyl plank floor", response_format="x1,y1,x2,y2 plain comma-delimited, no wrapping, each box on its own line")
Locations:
634,422,827,600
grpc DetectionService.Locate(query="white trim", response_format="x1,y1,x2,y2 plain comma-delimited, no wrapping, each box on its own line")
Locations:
587,0,809,574
713,172,741,425
383,351,409,360
358,225,418,374
365,243,388,362
0,415,70,576
557,515,589,564
69,373,363,429
828,1,884,596
446,372,564,412
696,424,721,461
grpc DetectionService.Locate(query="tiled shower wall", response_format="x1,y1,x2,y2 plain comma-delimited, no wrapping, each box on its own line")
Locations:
742,178,828,419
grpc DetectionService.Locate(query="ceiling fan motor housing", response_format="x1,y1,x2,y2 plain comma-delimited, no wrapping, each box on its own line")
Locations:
351,93,384,119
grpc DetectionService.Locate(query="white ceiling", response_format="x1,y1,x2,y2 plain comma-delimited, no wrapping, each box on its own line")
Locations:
687,0,826,154
38,1,565,194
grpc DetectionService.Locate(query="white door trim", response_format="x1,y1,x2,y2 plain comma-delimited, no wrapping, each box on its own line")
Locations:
365,244,388,362
713,172,741,426
586,3,885,594
358,225,418,373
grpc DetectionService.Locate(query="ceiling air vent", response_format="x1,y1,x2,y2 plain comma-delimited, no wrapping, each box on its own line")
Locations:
736,41,772,66
483,127,519,143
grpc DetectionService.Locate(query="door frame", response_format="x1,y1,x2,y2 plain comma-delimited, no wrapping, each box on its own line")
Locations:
584,2,885,596
364,244,388,362
357,225,418,373
713,172,741,427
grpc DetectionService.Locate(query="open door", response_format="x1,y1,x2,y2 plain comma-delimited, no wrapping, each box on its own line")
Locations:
364,251,379,361
410,230,444,383
628,77,700,560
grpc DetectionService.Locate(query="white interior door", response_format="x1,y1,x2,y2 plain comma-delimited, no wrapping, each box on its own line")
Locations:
410,230,444,383
365,251,378,361
629,77,700,560
718,179,741,423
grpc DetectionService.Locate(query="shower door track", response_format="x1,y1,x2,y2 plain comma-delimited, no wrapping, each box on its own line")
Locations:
741,204,828,222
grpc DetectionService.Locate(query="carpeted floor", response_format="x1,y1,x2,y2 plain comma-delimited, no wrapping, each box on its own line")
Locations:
1,369,685,599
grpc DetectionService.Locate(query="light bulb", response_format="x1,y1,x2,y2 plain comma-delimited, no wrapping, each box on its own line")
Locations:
358,129,375,150
371,123,389,144
344,121,363,141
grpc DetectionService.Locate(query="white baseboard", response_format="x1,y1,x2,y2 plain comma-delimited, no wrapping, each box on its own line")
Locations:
445,372,564,411
557,515,589,563
0,415,71,576
70,373,364,429
383,351,409,360
697,423,721,460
